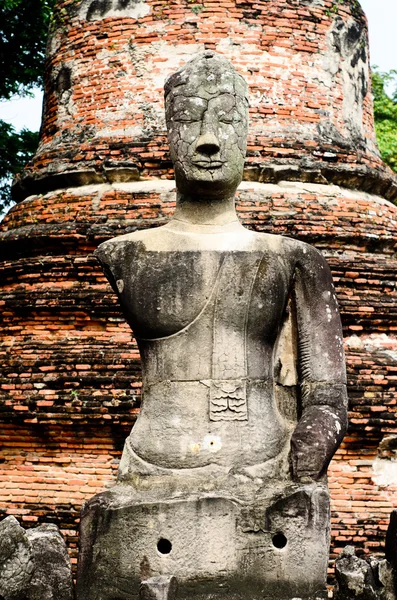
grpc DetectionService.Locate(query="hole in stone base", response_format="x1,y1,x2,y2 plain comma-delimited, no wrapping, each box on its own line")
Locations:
157,538,172,555
272,532,287,549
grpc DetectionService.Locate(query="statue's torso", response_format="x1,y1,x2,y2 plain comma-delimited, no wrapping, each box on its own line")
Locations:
97,224,299,471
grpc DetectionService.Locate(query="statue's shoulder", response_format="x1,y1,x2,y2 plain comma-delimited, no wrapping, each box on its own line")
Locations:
264,234,326,264
251,232,313,259
252,232,330,276
276,236,333,286
94,226,168,266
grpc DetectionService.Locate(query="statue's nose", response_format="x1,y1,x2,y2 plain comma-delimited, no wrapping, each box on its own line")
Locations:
195,132,220,156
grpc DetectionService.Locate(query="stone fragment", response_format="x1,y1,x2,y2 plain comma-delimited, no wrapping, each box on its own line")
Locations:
0,518,74,600
139,575,178,600
0,515,34,600
26,524,74,600
377,559,396,600
386,510,397,597
335,546,378,600
334,546,396,600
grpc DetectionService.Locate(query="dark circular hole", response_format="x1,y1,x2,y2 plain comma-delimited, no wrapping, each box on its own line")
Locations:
272,532,287,549
157,538,172,555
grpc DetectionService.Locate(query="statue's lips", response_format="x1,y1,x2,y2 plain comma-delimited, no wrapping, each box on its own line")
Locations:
192,160,224,169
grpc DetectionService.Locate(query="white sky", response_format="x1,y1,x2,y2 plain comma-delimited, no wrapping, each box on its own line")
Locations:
0,88,44,132
360,0,397,73
0,1,396,133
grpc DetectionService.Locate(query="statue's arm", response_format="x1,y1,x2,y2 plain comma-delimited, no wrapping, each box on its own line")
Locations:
94,240,122,296
290,245,348,481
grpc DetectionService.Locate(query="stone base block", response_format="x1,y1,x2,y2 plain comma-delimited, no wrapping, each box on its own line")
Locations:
76,483,330,600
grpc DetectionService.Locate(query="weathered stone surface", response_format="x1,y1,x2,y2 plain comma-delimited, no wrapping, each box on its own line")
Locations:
76,52,347,600
164,52,248,201
26,524,74,600
0,518,74,600
139,575,178,600
385,510,397,596
0,516,33,600
377,560,396,600
335,546,379,600
77,482,330,600
334,546,396,600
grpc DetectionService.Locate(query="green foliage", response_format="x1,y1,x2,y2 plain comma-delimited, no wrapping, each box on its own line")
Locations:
372,68,397,172
324,0,361,18
325,0,346,17
186,0,205,15
0,0,55,212
0,0,55,99
0,122,39,210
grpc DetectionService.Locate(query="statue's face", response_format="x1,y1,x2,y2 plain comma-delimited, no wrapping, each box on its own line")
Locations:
166,88,248,198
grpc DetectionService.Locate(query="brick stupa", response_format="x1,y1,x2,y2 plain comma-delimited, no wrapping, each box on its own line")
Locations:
1,0,397,570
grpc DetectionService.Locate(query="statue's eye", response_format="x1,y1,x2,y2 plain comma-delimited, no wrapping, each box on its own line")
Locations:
173,115,196,122
173,111,203,123
219,112,242,124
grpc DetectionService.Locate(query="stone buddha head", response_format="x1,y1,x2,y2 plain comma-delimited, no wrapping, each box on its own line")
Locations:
165,51,249,199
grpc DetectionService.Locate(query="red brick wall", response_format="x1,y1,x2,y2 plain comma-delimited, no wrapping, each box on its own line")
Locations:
1,0,397,580
14,0,396,200
0,424,123,568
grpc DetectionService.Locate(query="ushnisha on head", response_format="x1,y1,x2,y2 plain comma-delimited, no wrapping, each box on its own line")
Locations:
165,51,249,200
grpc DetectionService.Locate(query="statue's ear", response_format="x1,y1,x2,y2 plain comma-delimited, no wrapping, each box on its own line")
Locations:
273,294,299,427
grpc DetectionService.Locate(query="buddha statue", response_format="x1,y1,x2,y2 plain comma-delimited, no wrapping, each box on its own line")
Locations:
76,51,348,600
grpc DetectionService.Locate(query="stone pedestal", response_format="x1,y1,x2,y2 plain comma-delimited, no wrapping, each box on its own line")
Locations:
77,480,330,600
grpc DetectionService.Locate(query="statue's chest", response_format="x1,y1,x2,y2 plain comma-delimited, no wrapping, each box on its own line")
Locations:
116,250,290,340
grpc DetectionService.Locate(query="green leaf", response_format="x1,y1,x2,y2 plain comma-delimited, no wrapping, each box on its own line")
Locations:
372,67,397,173
0,0,56,99
0,120,39,212
0,0,54,212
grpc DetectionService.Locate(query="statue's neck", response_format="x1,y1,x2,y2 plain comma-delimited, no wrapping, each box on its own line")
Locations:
172,192,239,227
